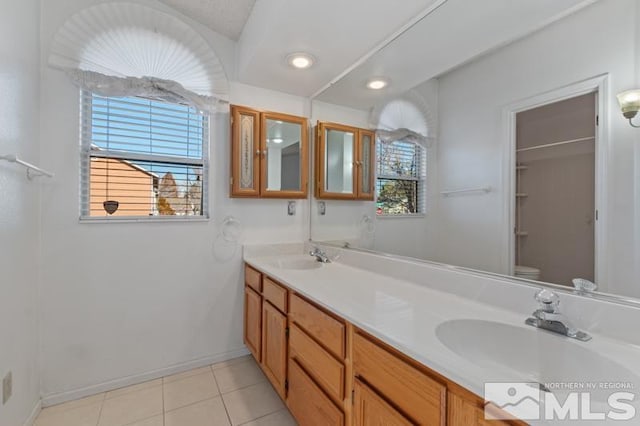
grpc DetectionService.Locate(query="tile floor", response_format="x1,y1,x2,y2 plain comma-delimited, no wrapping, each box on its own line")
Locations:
35,356,297,426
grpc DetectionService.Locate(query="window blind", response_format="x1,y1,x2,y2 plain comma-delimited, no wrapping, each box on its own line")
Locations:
80,92,209,219
376,140,426,215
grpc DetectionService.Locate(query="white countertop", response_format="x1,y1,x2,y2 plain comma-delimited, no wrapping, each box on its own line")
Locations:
244,247,640,425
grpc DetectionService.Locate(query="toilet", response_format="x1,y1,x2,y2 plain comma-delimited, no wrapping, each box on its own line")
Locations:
515,265,541,281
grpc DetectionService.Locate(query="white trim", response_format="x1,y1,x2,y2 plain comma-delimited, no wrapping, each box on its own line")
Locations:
79,216,210,224
22,400,42,426
376,214,426,220
501,74,609,288
41,348,250,407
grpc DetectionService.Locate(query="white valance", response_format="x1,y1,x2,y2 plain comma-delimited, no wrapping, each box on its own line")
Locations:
376,128,432,146
67,70,220,114
48,2,230,110
370,92,436,148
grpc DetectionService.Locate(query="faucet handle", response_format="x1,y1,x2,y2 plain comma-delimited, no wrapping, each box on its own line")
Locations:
573,278,597,292
535,289,560,313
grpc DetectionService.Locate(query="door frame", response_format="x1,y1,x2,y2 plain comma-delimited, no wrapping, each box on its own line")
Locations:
501,74,609,288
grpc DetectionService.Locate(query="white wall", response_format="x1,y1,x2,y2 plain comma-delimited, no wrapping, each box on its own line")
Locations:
37,1,312,403
434,0,639,297
0,0,42,424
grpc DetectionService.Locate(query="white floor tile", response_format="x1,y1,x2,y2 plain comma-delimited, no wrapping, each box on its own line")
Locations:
41,393,105,415
163,366,212,384
240,409,297,426
163,370,219,412
165,397,230,426
213,358,266,394
106,379,162,400
35,402,102,426
221,382,285,426
98,386,163,426
211,355,253,371
122,415,163,426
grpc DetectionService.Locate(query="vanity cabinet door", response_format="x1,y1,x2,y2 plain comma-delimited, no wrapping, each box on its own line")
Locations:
262,301,288,399
231,105,261,197
356,130,376,200
448,392,515,426
354,379,415,426
244,286,262,362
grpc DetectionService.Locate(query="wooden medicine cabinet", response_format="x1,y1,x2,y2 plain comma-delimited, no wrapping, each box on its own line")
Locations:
230,105,309,198
315,121,375,200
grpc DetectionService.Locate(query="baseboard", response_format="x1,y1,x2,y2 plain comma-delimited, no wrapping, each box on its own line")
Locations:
41,347,250,407
23,399,42,426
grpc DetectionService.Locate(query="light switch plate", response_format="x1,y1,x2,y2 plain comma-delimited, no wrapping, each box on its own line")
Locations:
288,201,296,216
2,371,12,405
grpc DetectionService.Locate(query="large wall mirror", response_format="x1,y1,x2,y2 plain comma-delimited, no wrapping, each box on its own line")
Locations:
310,0,640,302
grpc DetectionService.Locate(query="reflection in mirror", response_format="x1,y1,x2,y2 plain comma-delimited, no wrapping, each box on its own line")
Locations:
325,128,354,194
310,0,640,301
265,119,302,192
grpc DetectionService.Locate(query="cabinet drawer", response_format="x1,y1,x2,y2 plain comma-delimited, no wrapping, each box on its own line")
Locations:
290,324,345,403
353,332,446,425
263,277,287,312
290,294,345,359
244,265,262,293
287,359,344,426
245,265,262,292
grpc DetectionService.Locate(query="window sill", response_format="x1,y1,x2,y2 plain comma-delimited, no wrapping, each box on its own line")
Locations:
376,214,426,220
79,216,210,224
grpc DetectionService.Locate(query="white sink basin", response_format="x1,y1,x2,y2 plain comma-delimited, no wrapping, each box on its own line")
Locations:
436,319,638,403
270,256,323,270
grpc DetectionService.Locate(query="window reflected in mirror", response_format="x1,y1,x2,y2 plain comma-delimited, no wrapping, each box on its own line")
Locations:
376,140,425,216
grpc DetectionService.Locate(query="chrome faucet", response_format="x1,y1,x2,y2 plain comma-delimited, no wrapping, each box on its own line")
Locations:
309,246,331,263
525,289,591,341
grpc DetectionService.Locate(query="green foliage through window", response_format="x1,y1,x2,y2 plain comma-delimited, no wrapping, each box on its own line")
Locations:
376,140,425,215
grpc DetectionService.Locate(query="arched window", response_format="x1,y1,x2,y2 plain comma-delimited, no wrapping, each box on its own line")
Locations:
49,3,229,220
374,99,430,216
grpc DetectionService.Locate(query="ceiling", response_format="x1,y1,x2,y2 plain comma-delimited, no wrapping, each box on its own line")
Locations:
159,0,598,105
158,0,256,40
315,0,598,109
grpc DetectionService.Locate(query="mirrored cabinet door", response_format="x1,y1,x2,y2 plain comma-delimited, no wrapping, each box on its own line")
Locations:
357,130,375,200
260,112,309,198
231,105,261,197
316,122,357,199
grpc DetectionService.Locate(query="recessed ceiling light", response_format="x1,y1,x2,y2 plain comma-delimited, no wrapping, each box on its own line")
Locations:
366,77,390,90
287,52,315,69
271,138,284,144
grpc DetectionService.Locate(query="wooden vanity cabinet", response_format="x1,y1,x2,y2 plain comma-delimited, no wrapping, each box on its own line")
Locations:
315,122,376,201
243,263,524,426
262,300,288,399
353,379,414,426
243,266,288,398
231,105,309,199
